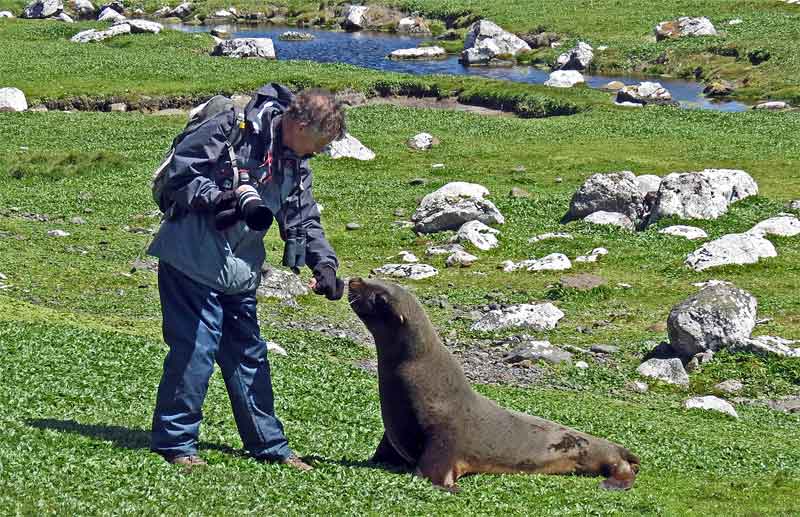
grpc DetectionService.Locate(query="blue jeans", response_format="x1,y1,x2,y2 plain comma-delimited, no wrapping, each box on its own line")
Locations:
151,261,291,461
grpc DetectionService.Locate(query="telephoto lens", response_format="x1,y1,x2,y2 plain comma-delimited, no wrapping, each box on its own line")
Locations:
235,185,272,231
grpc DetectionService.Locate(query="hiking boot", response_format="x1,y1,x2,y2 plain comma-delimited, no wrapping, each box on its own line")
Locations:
281,454,313,472
166,454,207,467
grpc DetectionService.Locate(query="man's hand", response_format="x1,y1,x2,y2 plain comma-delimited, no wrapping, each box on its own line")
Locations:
311,264,344,301
213,190,239,230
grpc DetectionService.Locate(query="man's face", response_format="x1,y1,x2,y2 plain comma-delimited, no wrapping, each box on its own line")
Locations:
283,117,337,158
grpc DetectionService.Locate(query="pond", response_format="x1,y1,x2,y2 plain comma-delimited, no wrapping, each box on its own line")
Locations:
174,24,750,113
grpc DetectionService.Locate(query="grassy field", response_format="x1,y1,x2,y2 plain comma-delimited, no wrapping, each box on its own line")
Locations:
1,102,799,514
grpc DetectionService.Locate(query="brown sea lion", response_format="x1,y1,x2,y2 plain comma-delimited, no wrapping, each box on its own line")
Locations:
348,277,640,491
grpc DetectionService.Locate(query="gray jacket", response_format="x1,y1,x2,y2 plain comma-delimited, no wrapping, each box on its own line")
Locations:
148,89,338,294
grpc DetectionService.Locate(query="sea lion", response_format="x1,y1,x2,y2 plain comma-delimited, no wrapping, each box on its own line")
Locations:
347,277,640,491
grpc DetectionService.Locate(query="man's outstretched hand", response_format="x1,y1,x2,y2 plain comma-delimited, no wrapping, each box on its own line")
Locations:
310,264,344,301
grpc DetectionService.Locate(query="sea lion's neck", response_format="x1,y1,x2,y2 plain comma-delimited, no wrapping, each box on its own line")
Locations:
374,318,441,363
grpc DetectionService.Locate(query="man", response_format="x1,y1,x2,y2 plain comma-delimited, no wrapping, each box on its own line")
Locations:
147,84,346,469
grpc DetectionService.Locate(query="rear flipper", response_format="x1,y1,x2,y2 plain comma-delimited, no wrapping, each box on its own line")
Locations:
370,432,413,472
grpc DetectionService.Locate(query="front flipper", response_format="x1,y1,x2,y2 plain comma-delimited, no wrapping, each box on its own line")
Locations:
415,438,460,493
370,432,412,472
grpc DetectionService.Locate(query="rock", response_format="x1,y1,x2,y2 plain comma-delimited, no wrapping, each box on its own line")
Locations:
659,225,708,240
412,182,504,234
554,41,593,71
789,200,800,211
266,341,288,356
728,19,743,26
734,396,799,413
685,233,777,271
123,19,162,33
715,380,744,394
212,38,276,59
656,17,717,40
372,263,438,280
544,70,585,88
389,46,447,60
397,251,418,263
591,344,618,354
109,102,126,112
211,9,234,18
56,11,73,21
0,88,28,112
575,361,589,369
753,101,788,110
325,132,375,161
431,163,445,169
460,19,531,66
22,0,62,18
169,1,191,18
637,358,689,386
684,396,738,418
703,80,735,97
342,5,368,30
504,341,573,365
731,336,800,359
512,253,573,272
396,16,430,34
451,220,500,251
564,171,643,223
602,81,626,91
257,266,309,299
686,350,715,372
0,10,15,17
528,232,573,243
345,222,361,231
636,174,662,195
616,82,674,106
446,250,478,268
407,132,439,150
584,211,634,230
747,215,800,238
561,273,606,291
509,187,531,199
629,381,649,393
575,247,609,263
71,23,130,43
472,303,565,332
667,284,757,357
70,216,87,225
279,31,315,41
47,229,70,237
97,6,124,21
427,243,464,256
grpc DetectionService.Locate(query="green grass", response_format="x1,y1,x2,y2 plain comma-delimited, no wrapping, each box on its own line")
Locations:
1,101,799,514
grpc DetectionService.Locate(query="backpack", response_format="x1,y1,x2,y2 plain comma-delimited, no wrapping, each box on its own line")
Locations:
151,95,246,218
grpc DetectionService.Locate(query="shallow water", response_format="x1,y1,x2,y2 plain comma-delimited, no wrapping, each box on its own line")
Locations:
175,24,750,113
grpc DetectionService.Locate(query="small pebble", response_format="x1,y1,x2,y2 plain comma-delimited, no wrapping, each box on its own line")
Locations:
575,361,589,369
47,229,70,238
70,217,87,225
346,223,361,231
431,163,445,169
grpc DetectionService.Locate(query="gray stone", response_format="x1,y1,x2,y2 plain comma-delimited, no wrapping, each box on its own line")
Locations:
504,341,573,365
169,1,191,18
109,102,126,112
97,6,123,21
266,341,288,356
715,380,744,394
753,101,789,110
70,216,87,225
561,274,606,291
407,132,439,150
426,243,464,256
528,232,572,243
629,380,649,393
575,247,609,263
451,220,500,251
544,70,585,88
667,284,758,357
584,211,634,230
279,31,315,41
602,81,625,91
684,396,738,418
71,23,130,43
412,182,504,234
460,19,531,66
324,132,375,161
212,38,276,59
616,82,674,106
637,358,689,386
575,360,589,369
471,303,565,332
342,5,367,30
345,222,361,231
56,11,73,21
397,251,418,263
47,229,70,237
123,19,162,33
0,88,28,112
656,17,717,40
636,174,662,195
257,266,309,299
372,263,438,280
389,46,447,60
591,344,618,354
747,215,800,238
734,396,799,413
565,171,643,223
22,0,62,18
730,336,800,358
790,200,800,211
659,225,708,240
685,233,777,271
445,250,478,268
554,41,593,71
519,254,572,272
396,16,430,34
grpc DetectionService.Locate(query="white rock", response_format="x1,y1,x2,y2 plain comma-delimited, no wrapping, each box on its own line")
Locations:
426,243,464,256
22,0,62,18
169,1,191,17
212,38,276,59
702,169,759,204
636,174,662,195
266,341,288,356
47,229,70,237
396,16,429,34
0,10,15,17
412,182,504,234
397,251,419,263
685,233,777,271
122,19,162,34
731,336,800,358
659,225,708,240
325,132,375,161
471,303,565,332
389,46,446,60
747,215,800,238
629,381,649,393
584,211,634,230
656,17,718,40
519,253,572,272
372,263,438,280
544,70,585,88
407,132,437,150
212,9,234,18
554,41,593,71
343,5,368,30
97,6,124,21
753,101,788,110
728,19,743,26
460,19,531,65
575,247,608,263
637,358,689,386
452,220,500,251
684,396,738,418
0,88,28,112
575,361,589,369
70,23,130,43
528,232,573,243
56,11,73,21
616,82,673,105
565,171,643,222
504,340,573,365
445,250,478,267
715,380,744,393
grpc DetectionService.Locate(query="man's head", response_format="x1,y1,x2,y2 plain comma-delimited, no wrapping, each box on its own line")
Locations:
281,89,346,157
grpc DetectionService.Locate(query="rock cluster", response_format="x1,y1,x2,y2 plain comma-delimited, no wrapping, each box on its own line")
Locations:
616,82,675,107
279,31,314,41
471,303,564,332
411,182,504,234
554,41,593,71
211,38,276,59
460,20,531,66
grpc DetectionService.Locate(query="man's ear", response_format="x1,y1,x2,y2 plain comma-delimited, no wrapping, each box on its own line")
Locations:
375,294,405,325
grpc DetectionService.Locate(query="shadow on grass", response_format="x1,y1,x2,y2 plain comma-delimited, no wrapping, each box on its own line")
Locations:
303,455,410,474
26,418,239,455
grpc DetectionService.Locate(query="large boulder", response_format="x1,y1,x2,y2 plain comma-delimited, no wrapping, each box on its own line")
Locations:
685,233,777,271
656,17,717,40
636,174,662,195
324,132,375,161
412,182,504,234
0,88,28,112
544,70,585,88
212,38,276,59
342,5,367,30
564,171,644,223
460,20,531,66
22,0,62,18
667,284,757,357
616,82,675,106
71,23,130,43
471,303,565,332
554,41,593,71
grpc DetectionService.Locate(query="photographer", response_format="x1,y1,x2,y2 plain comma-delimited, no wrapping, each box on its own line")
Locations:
147,84,345,469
